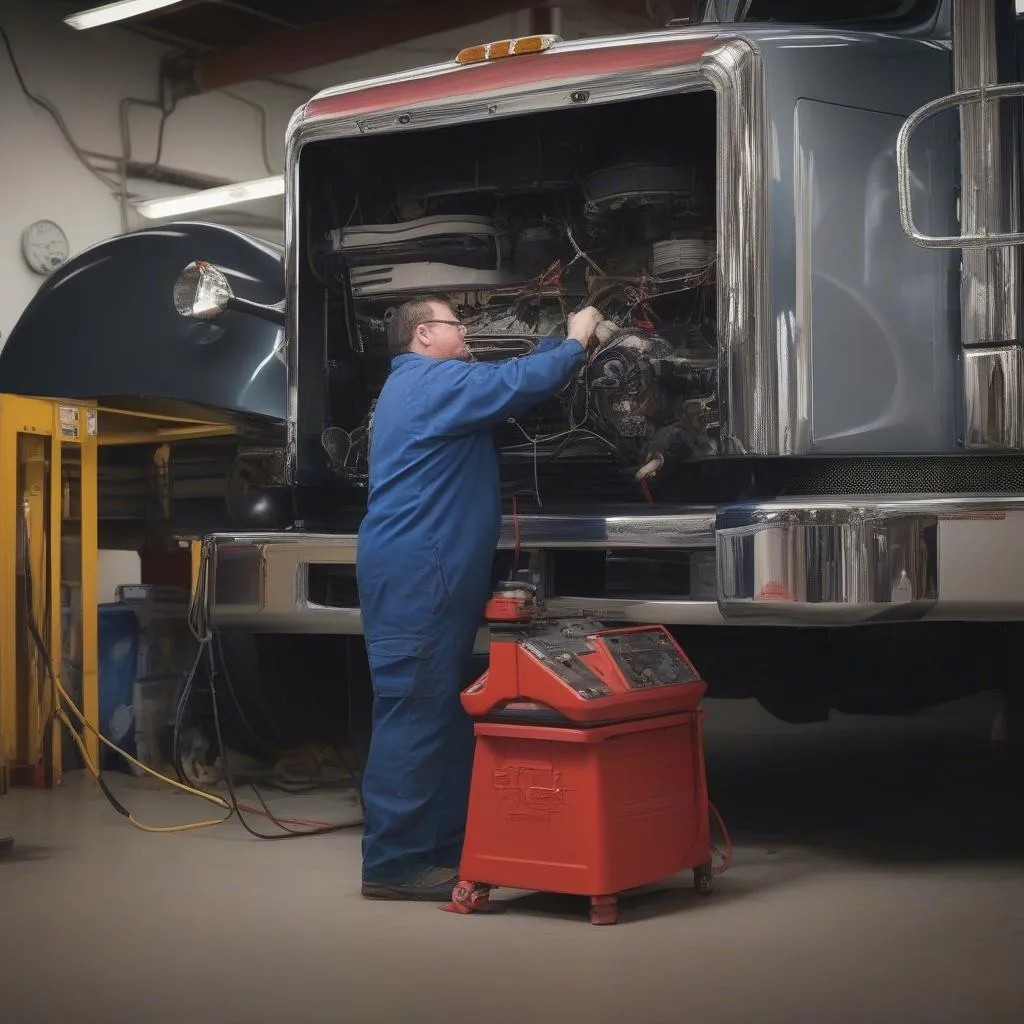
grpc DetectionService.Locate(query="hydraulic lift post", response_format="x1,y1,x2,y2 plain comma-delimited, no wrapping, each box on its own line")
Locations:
0,395,99,789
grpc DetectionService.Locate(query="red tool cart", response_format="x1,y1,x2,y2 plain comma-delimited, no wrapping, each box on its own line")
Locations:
444,583,717,925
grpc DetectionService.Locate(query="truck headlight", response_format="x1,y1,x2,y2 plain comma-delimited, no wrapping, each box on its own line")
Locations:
174,261,233,321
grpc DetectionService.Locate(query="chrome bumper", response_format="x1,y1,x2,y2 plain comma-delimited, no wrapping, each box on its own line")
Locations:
203,494,1024,631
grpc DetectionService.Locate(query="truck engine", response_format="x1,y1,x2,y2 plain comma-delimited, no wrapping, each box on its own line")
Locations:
303,92,718,506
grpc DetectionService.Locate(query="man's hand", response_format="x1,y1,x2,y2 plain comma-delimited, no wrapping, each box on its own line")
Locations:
594,320,617,348
567,306,603,351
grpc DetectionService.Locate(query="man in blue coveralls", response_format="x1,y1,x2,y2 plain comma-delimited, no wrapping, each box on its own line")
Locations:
357,294,604,900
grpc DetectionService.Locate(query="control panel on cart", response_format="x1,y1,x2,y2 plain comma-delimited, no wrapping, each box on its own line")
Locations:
462,612,707,725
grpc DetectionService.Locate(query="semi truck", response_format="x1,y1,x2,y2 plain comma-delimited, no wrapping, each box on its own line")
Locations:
3,0,1023,745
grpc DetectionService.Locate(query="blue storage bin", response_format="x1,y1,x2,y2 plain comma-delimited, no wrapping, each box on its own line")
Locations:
98,604,140,770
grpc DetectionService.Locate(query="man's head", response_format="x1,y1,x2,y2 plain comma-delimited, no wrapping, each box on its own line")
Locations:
387,295,470,361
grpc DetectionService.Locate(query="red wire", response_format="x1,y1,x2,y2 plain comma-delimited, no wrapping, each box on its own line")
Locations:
640,479,654,506
512,494,522,575
237,804,337,830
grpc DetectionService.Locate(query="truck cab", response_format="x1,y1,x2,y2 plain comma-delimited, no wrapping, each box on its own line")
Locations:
3,0,1024,726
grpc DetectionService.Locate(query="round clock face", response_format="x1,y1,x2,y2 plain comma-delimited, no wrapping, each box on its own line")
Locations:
22,220,69,275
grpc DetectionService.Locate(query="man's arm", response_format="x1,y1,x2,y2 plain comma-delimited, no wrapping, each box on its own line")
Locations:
420,339,586,436
483,312,607,364
418,306,603,436
479,335,560,368
532,336,562,355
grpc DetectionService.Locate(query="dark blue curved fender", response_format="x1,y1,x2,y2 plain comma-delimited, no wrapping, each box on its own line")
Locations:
0,222,287,421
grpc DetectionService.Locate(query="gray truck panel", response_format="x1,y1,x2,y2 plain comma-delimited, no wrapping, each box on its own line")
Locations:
755,33,958,454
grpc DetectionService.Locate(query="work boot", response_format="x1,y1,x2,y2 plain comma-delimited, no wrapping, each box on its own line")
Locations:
0,836,13,859
361,866,458,902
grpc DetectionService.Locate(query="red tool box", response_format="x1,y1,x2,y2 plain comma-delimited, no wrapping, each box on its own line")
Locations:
444,583,715,925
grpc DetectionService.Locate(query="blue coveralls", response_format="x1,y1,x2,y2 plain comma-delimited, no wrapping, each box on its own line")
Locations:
356,337,586,883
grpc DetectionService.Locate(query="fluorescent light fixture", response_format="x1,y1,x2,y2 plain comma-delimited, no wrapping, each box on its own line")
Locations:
135,175,286,220
65,0,186,31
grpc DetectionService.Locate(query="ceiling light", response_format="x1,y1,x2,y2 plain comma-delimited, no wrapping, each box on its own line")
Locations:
64,1,186,31
135,175,285,220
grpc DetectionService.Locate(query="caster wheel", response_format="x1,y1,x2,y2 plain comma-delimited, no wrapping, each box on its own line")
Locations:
464,883,491,911
442,881,492,915
694,865,714,896
590,895,618,925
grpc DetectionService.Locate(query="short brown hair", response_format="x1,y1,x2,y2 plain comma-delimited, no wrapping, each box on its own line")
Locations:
386,295,452,356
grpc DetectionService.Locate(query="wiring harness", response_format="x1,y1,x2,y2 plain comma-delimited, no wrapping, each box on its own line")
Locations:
21,496,362,839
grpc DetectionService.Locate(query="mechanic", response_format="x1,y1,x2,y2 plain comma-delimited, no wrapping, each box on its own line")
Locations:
356,294,604,901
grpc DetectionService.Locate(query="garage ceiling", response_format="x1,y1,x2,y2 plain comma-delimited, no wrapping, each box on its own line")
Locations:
58,0,674,91
60,1,409,51
53,0,675,234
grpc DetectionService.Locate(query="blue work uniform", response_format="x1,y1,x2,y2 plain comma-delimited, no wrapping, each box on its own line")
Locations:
356,336,586,884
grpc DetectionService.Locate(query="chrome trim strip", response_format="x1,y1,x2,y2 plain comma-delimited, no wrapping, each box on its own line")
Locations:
543,598,724,625
505,509,716,548
284,104,302,484
716,490,1024,523
792,117,813,453
205,508,716,555
700,40,775,455
282,29,781,480
212,603,363,634
209,601,726,634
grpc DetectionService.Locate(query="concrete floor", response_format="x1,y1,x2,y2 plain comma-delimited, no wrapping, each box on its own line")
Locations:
2,692,1023,1024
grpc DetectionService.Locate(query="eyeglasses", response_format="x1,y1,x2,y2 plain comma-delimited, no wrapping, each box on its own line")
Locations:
419,319,465,328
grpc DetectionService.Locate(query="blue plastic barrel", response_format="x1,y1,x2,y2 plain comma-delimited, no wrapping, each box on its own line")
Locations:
97,604,140,770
